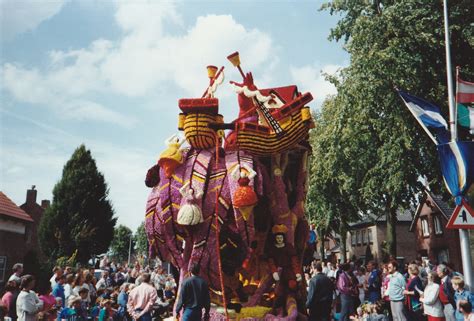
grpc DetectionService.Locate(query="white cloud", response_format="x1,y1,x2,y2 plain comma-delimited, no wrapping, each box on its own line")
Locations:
1,2,274,126
0,0,66,40
290,63,343,108
0,111,152,230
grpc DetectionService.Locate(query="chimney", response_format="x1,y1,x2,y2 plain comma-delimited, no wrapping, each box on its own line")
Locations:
41,200,50,209
26,185,37,205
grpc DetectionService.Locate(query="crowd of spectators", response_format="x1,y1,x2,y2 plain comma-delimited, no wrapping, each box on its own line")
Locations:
2,256,474,321
304,258,474,321
0,257,178,321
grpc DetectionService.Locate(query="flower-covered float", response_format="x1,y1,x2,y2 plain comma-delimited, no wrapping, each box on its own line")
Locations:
145,52,315,321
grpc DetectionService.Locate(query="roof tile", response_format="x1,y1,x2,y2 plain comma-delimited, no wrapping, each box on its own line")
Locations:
0,191,34,222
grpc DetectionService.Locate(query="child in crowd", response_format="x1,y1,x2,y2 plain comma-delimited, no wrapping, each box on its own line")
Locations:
453,276,474,321
459,301,473,321
77,288,89,320
98,299,114,321
58,295,81,321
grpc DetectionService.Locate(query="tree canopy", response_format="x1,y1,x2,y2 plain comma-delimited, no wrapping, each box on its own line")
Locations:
110,225,134,262
39,145,116,264
134,222,149,257
308,0,473,256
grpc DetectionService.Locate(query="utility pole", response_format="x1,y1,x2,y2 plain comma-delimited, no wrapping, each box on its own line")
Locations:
443,0,473,288
127,236,132,266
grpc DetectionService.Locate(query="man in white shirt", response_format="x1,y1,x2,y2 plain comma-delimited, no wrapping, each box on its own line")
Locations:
326,263,336,278
95,271,109,290
8,263,23,284
49,266,63,288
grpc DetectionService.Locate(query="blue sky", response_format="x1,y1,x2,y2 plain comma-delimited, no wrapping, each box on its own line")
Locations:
0,0,348,231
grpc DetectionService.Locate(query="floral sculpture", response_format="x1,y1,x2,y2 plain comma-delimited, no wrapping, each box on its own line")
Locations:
145,52,315,320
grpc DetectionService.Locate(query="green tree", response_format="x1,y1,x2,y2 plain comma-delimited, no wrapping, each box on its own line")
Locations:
110,225,134,262
135,222,149,257
321,0,473,256
39,145,116,264
307,96,362,262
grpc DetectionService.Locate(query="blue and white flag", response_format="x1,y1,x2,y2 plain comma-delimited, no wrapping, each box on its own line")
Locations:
398,90,450,144
437,141,474,203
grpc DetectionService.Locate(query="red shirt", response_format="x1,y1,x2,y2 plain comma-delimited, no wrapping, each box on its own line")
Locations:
439,281,449,304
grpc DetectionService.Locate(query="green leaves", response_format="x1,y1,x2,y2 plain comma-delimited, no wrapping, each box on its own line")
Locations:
309,0,472,255
134,222,149,257
110,225,134,262
39,145,116,264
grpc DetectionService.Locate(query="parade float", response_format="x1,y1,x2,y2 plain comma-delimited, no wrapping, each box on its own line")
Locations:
144,52,315,321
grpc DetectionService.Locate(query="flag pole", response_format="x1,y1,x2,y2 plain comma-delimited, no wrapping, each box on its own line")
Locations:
443,0,473,289
443,0,456,141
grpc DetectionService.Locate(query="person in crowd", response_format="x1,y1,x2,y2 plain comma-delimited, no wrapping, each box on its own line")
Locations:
64,267,74,276
175,264,210,321
327,262,337,279
9,264,24,284
366,302,389,321
37,283,56,321
387,261,407,321
100,256,110,271
355,266,366,304
127,273,157,321
2,280,20,321
305,273,311,292
54,297,63,315
321,262,328,275
96,272,109,291
452,276,474,321
63,274,75,302
57,295,82,321
437,264,456,321
115,267,125,287
98,299,114,321
306,262,334,321
367,261,382,303
380,264,392,320
77,288,89,320
116,283,130,321
155,290,170,318
164,285,175,302
49,267,63,289
420,271,445,321
1,300,6,321
128,263,141,284
83,272,96,304
16,275,44,321
337,263,356,321
404,263,424,321
458,301,473,321
52,275,66,308
106,273,116,288
72,274,85,297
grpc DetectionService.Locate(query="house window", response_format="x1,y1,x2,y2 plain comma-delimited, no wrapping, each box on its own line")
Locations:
356,231,361,245
433,216,443,235
0,256,6,282
368,229,373,244
421,217,430,237
351,232,356,246
362,230,366,245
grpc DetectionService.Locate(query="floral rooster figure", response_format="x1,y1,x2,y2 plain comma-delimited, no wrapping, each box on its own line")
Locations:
144,52,314,321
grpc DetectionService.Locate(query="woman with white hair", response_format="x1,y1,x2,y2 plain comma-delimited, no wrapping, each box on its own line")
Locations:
420,272,445,321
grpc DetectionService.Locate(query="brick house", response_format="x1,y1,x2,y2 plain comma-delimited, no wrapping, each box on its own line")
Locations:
0,187,49,284
409,191,463,272
20,186,50,258
346,209,418,264
0,191,34,283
